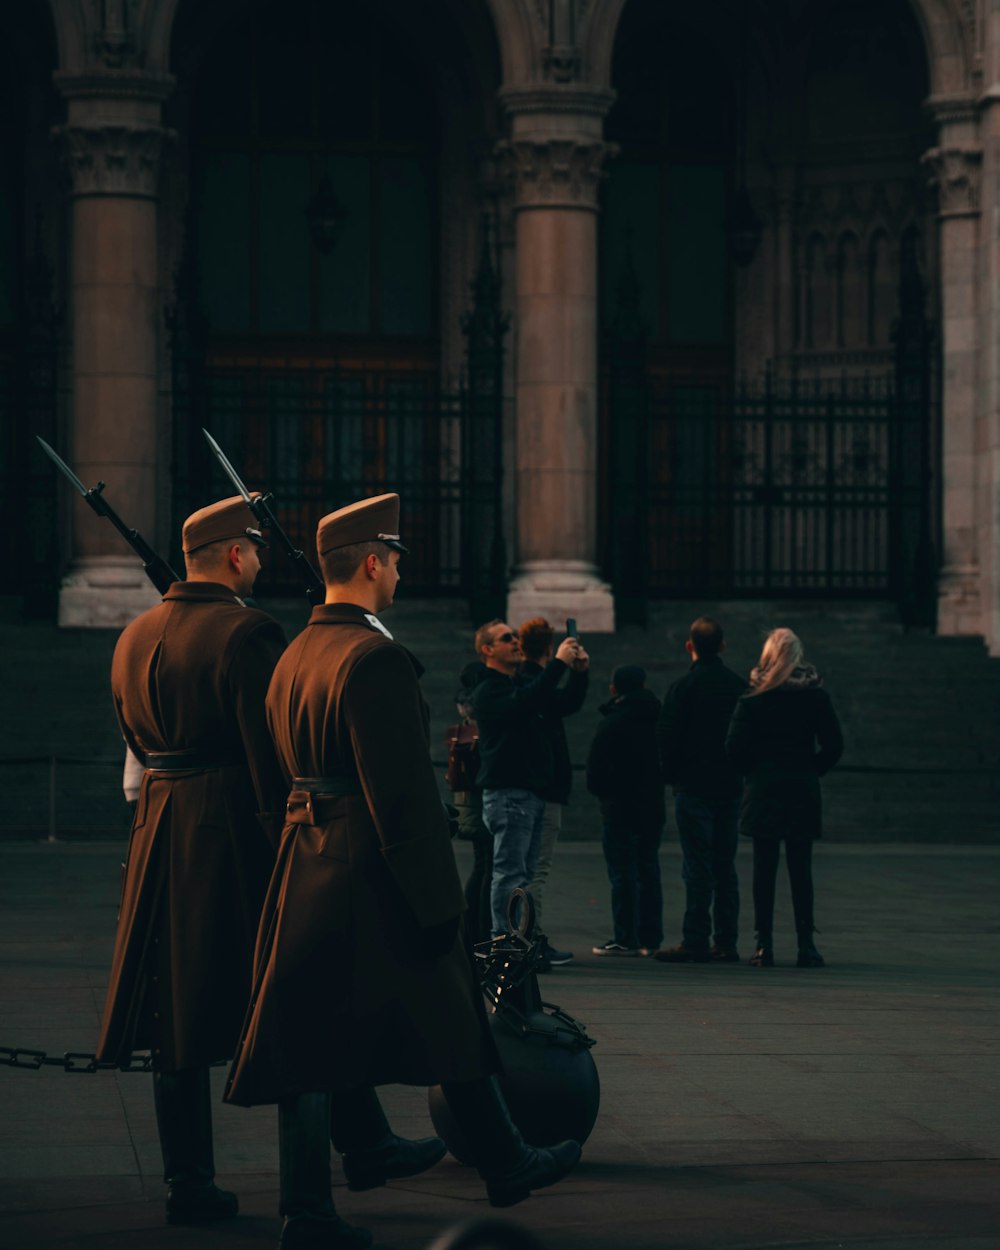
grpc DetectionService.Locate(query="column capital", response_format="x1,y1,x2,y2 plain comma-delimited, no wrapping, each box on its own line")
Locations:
54,69,175,109
922,144,983,218
924,92,979,128
498,83,616,124
496,136,618,211
52,121,173,199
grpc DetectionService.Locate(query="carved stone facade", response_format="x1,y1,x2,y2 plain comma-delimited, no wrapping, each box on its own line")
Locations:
922,145,983,216
4,0,1000,648
496,136,614,210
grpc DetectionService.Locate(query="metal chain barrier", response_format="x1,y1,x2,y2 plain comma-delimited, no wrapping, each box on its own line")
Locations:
0,1046,225,1073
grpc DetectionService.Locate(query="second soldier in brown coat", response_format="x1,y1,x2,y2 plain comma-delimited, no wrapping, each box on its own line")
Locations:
227,493,581,1250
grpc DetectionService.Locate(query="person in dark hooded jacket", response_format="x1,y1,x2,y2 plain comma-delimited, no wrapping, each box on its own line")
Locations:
586,665,665,956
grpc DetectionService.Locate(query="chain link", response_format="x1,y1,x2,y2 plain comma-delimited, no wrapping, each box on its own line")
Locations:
0,1045,224,1074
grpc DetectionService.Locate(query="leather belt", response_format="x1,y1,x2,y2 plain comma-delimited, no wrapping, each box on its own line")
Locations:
291,775,363,796
145,749,241,772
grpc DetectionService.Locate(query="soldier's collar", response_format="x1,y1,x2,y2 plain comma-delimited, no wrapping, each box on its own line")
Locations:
162,581,246,606
308,603,393,639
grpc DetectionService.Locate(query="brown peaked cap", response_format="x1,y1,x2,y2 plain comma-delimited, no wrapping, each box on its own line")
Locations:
317,493,408,558
182,494,268,555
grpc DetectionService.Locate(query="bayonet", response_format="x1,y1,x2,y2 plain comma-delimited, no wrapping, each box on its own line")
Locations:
201,428,324,603
36,437,180,595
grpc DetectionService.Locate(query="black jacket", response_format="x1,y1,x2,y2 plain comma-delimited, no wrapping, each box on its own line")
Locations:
725,682,844,841
657,656,747,799
586,689,665,823
517,659,589,804
470,660,569,794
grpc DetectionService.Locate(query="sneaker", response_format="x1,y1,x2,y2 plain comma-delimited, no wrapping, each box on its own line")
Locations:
653,944,710,963
543,940,574,966
592,940,639,956
638,947,657,957
708,945,740,963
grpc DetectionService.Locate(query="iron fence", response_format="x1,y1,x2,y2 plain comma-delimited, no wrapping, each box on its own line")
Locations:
606,368,935,614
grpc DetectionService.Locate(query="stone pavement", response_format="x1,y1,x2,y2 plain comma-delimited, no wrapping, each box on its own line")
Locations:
1,838,998,1250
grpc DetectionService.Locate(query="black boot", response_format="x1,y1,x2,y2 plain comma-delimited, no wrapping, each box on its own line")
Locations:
796,932,825,968
442,1076,581,1208
154,1067,238,1225
279,1092,371,1249
748,934,774,967
330,1086,446,1191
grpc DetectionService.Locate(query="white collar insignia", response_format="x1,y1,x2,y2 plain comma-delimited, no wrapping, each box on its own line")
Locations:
364,613,393,639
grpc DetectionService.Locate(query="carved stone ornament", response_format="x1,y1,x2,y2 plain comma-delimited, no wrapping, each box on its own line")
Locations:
922,145,982,218
496,137,617,210
52,123,173,199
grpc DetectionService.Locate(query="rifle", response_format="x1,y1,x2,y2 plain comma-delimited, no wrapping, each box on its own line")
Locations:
36,437,180,595
201,428,325,603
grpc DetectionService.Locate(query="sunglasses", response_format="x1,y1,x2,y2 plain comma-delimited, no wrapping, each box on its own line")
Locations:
491,631,518,644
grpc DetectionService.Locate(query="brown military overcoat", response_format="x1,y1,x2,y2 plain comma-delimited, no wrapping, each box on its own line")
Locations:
96,582,287,1071
225,603,496,1106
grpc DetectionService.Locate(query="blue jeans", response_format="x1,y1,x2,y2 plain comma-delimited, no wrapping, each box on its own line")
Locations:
601,810,664,950
483,788,545,937
674,793,741,951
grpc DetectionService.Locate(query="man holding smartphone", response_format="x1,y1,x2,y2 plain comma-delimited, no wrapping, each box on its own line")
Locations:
516,616,589,968
471,620,588,937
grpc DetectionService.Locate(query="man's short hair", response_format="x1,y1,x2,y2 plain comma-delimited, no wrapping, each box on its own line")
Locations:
184,537,236,573
518,617,554,662
474,619,503,657
320,540,388,585
689,616,724,658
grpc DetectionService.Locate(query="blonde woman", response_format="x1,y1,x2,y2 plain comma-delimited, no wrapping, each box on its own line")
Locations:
725,628,843,968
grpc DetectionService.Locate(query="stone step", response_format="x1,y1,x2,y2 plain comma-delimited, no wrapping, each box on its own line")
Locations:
1,597,996,842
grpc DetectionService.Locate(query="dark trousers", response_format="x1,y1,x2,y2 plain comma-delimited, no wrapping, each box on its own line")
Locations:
153,1066,216,1188
674,794,740,951
751,837,815,936
600,809,664,951
455,791,493,946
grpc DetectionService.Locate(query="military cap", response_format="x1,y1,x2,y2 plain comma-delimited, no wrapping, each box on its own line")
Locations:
182,494,269,555
317,493,409,558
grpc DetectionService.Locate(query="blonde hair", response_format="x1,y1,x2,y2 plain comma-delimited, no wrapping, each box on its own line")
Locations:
748,627,804,696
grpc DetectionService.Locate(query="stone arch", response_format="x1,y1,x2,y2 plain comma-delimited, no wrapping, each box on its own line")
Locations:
901,0,974,98
578,0,628,88
586,0,971,107
484,0,544,86
42,0,86,72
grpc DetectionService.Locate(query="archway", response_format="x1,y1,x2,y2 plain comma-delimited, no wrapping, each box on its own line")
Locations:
600,0,937,616
167,0,501,596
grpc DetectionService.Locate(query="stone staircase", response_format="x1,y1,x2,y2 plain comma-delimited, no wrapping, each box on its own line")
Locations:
1,595,996,842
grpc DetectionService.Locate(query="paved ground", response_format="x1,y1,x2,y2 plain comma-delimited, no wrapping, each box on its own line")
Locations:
1,838,998,1250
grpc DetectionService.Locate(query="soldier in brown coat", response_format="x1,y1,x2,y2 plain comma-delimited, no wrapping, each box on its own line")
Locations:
226,494,581,1250
96,495,286,1225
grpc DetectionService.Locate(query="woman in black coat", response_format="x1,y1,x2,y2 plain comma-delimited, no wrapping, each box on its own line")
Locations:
725,628,843,968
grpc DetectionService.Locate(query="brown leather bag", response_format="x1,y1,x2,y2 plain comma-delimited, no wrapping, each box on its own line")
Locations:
444,721,480,792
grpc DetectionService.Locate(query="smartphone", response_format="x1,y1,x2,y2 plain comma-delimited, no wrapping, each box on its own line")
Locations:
566,618,577,639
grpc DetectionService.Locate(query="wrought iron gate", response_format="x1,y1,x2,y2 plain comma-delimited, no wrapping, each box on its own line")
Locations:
605,364,936,621
170,236,507,617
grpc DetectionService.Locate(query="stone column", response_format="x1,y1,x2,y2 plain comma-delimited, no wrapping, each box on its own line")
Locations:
979,13,1000,656
922,99,982,638
499,85,617,632
52,71,173,627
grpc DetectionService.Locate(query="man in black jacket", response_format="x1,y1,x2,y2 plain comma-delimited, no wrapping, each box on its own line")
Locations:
655,617,747,963
517,618,589,967
586,665,665,957
471,619,587,937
